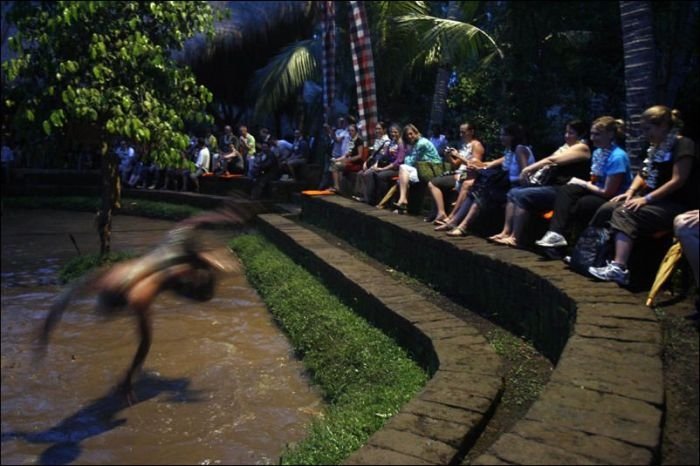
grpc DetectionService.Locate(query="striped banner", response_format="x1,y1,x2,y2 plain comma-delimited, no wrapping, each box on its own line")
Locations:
321,1,336,124
348,1,378,145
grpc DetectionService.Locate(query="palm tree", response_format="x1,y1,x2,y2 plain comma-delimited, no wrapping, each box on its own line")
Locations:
246,2,436,135
619,0,655,160
392,1,502,131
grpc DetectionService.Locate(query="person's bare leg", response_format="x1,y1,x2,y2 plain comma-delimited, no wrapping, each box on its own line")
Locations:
120,272,162,403
613,232,634,267
508,206,530,247
396,167,410,205
490,201,515,241
332,170,341,191
454,203,480,233
428,182,447,221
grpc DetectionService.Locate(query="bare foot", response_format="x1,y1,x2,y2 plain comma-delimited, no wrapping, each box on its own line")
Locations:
488,233,507,242
495,236,518,247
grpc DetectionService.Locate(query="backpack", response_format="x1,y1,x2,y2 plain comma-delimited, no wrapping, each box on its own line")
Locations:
569,226,612,275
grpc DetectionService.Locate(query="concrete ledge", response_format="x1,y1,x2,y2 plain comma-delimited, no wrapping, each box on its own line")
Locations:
299,194,664,465
255,213,504,465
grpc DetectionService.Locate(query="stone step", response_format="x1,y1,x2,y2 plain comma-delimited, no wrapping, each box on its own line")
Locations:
295,194,664,465
255,213,504,465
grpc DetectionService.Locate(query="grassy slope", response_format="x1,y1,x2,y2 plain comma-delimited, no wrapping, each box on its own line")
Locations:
230,234,428,465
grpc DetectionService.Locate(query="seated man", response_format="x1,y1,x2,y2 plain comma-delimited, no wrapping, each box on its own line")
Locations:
250,141,279,200
279,129,309,181
183,137,210,193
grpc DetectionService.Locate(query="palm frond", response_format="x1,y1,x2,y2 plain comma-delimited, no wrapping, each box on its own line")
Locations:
250,39,319,119
394,14,503,65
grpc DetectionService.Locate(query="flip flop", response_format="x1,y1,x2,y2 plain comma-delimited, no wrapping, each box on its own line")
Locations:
432,215,448,225
434,223,455,232
446,226,468,237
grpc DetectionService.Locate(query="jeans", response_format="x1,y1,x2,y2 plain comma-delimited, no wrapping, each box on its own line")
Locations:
507,185,559,212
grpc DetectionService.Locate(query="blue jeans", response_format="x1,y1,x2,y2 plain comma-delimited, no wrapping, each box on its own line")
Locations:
507,185,559,212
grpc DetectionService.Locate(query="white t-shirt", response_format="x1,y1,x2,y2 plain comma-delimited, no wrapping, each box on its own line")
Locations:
196,147,211,172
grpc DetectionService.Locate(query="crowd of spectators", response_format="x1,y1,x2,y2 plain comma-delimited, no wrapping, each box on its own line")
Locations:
2,105,697,304
318,106,697,302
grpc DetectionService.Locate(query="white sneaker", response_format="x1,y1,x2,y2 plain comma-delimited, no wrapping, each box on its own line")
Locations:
588,261,630,285
535,231,568,248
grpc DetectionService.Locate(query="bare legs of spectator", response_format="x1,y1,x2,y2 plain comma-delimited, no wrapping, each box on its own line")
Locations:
428,181,449,222
447,202,481,237
331,164,343,192
395,165,411,207
490,201,517,243
434,179,475,228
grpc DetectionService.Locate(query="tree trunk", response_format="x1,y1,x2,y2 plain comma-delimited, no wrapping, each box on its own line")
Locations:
428,1,461,132
97,141,120,256
428,66,452,132
660,1,698,107
619,1,655,161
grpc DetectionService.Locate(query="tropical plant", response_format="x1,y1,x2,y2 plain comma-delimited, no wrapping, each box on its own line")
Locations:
3,1,217,254
391,1,502,130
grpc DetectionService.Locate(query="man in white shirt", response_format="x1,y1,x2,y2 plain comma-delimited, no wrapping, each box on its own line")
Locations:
115,140,136,182
185,137,210,193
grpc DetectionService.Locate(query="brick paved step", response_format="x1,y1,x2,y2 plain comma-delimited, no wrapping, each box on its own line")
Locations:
298,194,664,465
255,213,504,465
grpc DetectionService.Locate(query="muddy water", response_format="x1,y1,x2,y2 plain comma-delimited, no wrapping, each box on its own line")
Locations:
1,209,323,465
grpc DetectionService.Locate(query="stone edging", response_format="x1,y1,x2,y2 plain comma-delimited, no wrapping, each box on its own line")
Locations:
299,195,663,465
256,213,504,465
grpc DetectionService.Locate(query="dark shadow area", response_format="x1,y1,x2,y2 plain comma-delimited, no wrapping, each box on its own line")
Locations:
1,373,205,465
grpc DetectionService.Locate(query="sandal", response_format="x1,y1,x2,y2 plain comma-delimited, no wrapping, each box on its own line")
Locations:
493,236,516,246
446,226,468,237
434,222,455,232
432,215,448,225
487,233,506,243
393,203,407,215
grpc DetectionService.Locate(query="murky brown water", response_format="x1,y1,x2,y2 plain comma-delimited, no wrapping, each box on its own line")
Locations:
1,209,323,465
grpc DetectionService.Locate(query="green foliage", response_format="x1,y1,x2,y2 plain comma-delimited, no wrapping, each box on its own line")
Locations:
445,68,502,154
468,1,625,154
230,234,428,465
58,251,136,283
3,1,216,166
251,39,319,120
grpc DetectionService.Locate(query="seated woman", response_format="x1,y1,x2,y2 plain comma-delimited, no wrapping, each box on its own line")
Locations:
437,123,534,236
330,124,364,193
535,116,631,249
217,125,244,174
358,123,406,206
354,122,390,202
427,122,485,224
489,120,590,247
587,106,696,285
393,123,442,214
